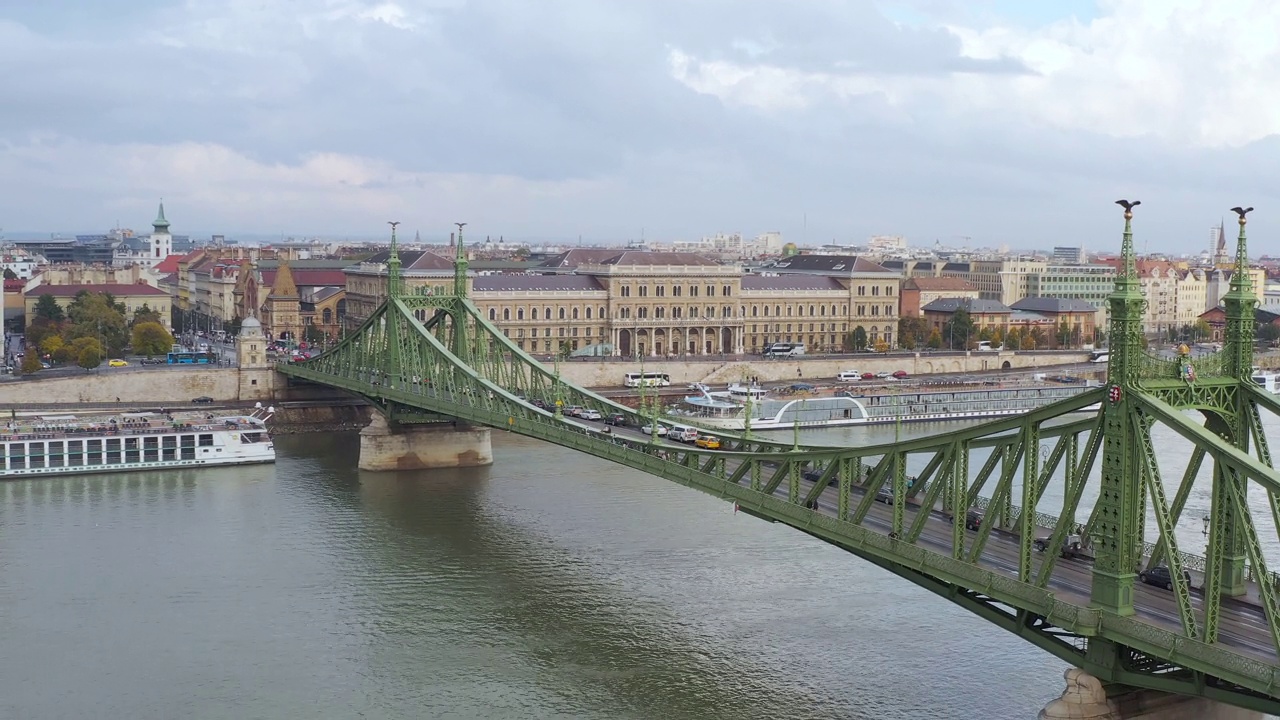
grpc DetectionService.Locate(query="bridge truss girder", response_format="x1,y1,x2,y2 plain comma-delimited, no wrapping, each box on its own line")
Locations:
277,243,1280,712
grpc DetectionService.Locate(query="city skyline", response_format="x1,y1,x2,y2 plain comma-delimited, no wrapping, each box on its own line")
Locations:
3,1,1280,251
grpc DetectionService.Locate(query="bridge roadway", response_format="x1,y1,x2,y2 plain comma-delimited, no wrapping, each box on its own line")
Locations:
591,420,1279,665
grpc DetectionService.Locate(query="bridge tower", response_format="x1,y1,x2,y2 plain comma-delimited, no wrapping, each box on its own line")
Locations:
355,220,494,471
1092,201,1147,616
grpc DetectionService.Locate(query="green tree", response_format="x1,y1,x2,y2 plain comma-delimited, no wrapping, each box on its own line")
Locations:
226,316,243,337
2,268,16,280
942,308,975,350
926,328,943,349
303,323,326,345
24,319,60,351
978,325,994,343
40,334,64,358
897,317,918,350
851,325,868,351
1258,323,1280,345
990,327,1004,347
64,292,128,357
1192,319,1212,342
34,294,64,323
1005,327,1023,350
77,344,103,370
131,321,174,357
20,353,42,374
131,303,162,328
1058,319,1075,348
1028,328,1047,350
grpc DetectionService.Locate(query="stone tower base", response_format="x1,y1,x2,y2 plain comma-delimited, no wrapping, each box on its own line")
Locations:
358,413,493,471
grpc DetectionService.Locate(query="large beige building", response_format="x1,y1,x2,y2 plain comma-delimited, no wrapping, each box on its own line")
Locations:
342,249,902,356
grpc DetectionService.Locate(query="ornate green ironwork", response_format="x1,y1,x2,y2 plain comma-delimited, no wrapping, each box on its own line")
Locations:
276,214,1280,715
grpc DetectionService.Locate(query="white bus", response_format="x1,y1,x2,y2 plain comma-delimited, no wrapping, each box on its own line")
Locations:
763,342,806,357
1089,350,1110,364
624,372,671,388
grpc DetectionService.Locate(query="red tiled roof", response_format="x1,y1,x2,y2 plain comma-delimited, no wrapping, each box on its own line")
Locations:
25,283,169,297
153,253,190,274
3,279,24,292
261,269,348,287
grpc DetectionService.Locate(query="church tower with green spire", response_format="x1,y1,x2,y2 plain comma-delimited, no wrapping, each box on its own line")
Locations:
149,200,173,264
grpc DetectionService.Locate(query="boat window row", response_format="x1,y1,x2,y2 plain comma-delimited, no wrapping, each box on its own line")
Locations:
2,434,213,470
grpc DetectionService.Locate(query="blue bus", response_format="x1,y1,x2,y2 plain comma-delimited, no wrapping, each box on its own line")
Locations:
167,351,217,365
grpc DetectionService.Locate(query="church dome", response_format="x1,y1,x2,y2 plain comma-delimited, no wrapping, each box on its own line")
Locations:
241,316,262,330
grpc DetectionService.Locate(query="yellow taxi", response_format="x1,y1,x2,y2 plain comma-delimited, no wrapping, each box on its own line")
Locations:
108,359,128,367
694,435,721,450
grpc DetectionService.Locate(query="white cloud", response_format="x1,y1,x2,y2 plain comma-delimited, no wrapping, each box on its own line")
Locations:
0,136,613,235
671,0,1280,148
3,0,1280,249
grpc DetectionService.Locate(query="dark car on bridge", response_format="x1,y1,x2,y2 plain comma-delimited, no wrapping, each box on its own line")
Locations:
605,413,628,426
965,509,983,530
1139,565,1191,591
875,488,894,505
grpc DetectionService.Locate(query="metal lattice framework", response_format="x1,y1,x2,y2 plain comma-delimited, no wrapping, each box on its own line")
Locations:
278,214,1280,713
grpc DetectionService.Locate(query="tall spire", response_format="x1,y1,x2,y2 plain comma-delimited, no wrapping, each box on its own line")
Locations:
1106,200,1146,388
1223,206,1257,378
152,200,170,232
453,222,469,299
387,221,403,299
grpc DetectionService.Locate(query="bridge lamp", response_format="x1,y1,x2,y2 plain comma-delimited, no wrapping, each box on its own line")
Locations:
1202,515,1210,537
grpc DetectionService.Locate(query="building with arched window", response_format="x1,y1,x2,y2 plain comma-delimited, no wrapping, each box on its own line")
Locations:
342,249,905,356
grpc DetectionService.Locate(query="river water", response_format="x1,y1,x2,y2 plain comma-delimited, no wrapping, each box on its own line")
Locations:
0,428,1088,720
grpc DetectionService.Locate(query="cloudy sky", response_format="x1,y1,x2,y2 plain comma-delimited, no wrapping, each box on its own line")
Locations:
2,0,1278,253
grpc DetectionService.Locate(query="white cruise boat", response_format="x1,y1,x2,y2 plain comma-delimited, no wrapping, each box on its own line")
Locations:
0,410,275,478
678,381,1098,431
1251,368,1280,394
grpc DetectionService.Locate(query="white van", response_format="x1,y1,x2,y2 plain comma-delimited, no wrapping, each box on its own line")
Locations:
668,424,700,443
836,371,862,382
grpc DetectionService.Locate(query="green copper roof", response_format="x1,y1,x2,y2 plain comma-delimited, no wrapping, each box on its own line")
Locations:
153,201,170,231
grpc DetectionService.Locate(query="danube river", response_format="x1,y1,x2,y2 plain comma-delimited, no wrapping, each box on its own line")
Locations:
0,418,1264,720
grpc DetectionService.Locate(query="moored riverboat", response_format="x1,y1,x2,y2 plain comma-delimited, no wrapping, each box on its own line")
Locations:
674,381,1099,431
0,410,275,478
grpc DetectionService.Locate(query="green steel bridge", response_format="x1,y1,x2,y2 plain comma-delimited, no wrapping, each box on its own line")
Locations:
278,207,1280,713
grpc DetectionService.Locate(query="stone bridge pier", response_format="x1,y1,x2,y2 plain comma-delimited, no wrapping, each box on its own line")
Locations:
1039,669,1262,720
358,412,493,471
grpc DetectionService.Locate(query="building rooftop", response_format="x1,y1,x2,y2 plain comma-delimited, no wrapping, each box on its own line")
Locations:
350,250,456,272
1010,297,1098,314
535,248,631,270
740,275,846,291
26,282,169,297
766,254,894,275
599,251,719,267
904,277,976,292
921,297,1011,314
472,275,605,292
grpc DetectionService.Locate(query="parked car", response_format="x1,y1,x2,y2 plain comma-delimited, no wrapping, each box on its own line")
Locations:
1139,565,1190,591
580,409,602,421
140,358,164,365
192,396,214,404
694,435,721,450
687,382,710,392
605,413,628,426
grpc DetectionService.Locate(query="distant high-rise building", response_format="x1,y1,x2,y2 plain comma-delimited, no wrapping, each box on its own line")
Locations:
1052,246,1086,265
